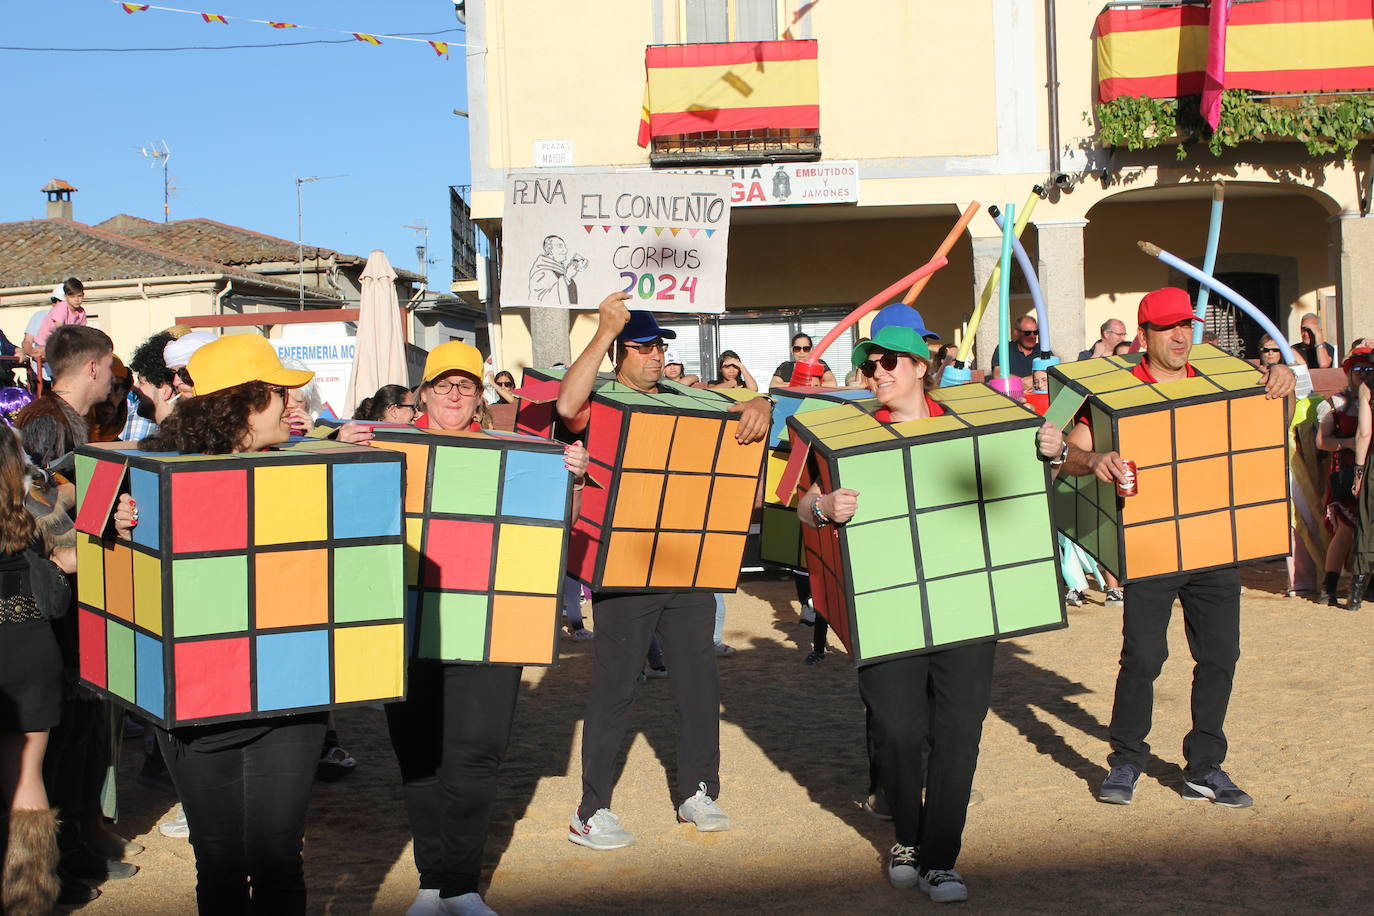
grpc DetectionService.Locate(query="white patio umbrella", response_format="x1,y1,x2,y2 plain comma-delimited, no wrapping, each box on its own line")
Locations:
346,249,409,416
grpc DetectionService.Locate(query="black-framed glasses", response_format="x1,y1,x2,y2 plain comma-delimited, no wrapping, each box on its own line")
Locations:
431,377,479,396
624,340,667,355
1259,347,1281,354
496,380,515,388
396,403,419,414
793,344,812,353
858,352,911,377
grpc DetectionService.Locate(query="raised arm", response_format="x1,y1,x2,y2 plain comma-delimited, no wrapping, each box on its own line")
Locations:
738,362,759,392
556,291,631,434
1355,386,1371,496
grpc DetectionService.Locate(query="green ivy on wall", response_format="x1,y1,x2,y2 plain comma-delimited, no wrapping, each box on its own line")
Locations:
1093,89,1374,160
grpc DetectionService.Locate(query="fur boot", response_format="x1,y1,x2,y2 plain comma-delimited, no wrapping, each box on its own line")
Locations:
2,808,61,916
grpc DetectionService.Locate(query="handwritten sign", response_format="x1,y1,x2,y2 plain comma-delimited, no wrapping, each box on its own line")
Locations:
500,171,732,315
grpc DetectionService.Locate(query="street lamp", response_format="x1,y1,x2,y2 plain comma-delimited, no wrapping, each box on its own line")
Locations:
295,174,345,309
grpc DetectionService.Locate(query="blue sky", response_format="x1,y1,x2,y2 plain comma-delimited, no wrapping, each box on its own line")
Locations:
2,0,470,288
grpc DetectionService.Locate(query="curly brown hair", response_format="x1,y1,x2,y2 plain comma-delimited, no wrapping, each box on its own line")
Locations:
140,381,275,455
0,428,37,552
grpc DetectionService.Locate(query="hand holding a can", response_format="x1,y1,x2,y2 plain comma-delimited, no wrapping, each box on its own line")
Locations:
1086,450,1132,487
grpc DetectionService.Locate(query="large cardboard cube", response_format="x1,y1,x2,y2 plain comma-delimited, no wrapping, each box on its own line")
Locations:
367,426,573,666
516,369,767,592
780,385,1066,666
73,439,406,727
1047,345,1289,583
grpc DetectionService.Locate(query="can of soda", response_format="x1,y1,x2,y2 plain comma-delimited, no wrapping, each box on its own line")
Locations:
1117,459,1138,497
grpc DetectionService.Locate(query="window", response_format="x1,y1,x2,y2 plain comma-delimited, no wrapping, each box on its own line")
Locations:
683,0,778,43
655,308,857,388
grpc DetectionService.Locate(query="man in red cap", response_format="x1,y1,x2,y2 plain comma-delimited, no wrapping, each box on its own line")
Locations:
1036,287,1294,809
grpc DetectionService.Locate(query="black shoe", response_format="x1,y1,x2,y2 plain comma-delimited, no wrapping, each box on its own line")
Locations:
803,649,826,666
1098,763,1142,805
56,874,101,905
316,744,357,783
1182,768,1253,808
60,848,139,881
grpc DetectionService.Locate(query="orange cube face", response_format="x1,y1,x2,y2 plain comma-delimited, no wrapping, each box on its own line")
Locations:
1049,348,1289,583
567,380,768,592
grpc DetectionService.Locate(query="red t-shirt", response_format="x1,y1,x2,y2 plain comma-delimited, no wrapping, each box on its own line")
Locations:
873,396,945,422
1074,358,1196,428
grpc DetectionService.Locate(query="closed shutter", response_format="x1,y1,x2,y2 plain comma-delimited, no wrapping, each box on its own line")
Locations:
718,316,795,387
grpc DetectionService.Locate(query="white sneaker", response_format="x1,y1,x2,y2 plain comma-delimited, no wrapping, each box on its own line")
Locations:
676,782,731,832
918,868,969,903
888,843,919,888
569,808,636,850
405,888,441,916
158,805,189,839
437,892,497,916
799,601,816,625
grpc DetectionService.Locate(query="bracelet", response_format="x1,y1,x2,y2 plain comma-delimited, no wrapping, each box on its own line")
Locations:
1356,467,1366,478
812,497,831,526
1049,442,1069,467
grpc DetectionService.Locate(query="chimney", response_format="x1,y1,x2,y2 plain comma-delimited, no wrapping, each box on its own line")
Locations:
42,179,77,220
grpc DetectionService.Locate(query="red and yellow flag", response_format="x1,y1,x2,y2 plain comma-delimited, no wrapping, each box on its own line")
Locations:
353,32,382,45
268,21,297,29
637,40,819,147
1096,0,1374,103
120,3,149,12
429,41,449,57
200,12,228,24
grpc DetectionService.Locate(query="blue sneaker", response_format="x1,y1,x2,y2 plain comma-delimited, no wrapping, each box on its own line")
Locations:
1098,764,1142,804
1183,768,1253,808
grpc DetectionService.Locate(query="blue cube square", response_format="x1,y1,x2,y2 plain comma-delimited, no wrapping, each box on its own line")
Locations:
254,631,330,710
499,449,567,520
331,462,402,539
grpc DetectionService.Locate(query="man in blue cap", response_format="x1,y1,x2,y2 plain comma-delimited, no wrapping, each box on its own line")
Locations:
556,291,771,851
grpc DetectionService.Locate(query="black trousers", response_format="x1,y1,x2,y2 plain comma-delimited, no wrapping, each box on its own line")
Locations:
857,641,996,870
579,591,718,818
1109,566,1240,780
159,714,326,916
386,661,521,897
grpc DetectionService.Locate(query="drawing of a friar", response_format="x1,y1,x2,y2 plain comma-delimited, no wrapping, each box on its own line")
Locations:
528,235,588,304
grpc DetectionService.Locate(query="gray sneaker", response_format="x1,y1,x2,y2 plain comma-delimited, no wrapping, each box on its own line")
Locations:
888,843,918,888
677,782,731,832
1105,588,1124,606
918,868,968,903
1183,768,1253,808
1098,763,1142,804
568,808,635,850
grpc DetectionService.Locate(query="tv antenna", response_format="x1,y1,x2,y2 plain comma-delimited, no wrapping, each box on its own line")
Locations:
403,220,438,285
295,174,346,309
137,140,172,222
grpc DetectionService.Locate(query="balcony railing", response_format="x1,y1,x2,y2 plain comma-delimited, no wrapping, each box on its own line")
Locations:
650,128,821,166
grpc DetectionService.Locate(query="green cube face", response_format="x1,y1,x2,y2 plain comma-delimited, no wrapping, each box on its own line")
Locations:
787,386,1067,667
431,447,499,515
172,556,249,637
418,591,489,661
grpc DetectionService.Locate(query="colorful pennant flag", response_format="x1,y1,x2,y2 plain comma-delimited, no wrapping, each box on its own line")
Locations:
268,21,296,29
201,12,228,24
120,3,149,12
429,40,449,57
353,32,381,45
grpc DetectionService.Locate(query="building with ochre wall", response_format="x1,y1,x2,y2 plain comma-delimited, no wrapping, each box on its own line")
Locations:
458,0,1374,380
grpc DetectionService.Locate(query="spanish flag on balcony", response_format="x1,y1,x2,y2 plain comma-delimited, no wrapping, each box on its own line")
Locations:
637,40,819,147
1096,0,1374,104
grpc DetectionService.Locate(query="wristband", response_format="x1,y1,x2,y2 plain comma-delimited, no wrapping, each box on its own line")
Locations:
1049,442,1069,467
812,497,831,526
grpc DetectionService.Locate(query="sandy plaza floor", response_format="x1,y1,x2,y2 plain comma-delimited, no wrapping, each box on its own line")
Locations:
79,561,1372,914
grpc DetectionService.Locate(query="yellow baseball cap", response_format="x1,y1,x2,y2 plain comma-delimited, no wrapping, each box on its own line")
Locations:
188,334,315,396
423,340,483,383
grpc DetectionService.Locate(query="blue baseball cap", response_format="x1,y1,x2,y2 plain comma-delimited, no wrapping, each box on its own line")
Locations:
871,303,940,341
617,310,677,343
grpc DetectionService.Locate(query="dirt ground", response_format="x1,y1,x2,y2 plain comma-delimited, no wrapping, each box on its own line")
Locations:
80,561,1372,914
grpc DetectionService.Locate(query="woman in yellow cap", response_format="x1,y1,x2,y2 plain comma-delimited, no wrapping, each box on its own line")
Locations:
113,333,321,915
390,339,587,916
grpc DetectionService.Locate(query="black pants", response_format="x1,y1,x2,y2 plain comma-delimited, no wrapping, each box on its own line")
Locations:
159,714,326,916
386,661,521,897
43,690,112,856
579,591,718,817
857,642,996,870
1109,566,1240,780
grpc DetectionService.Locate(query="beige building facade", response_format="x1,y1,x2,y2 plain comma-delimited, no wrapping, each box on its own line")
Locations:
461,0,1374,379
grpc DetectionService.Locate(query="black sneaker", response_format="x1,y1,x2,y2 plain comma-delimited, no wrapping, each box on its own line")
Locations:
1183,768,1253,808
917,867,968,903
1098,763,1142,804
803,649,826,666
1105,588,1124,607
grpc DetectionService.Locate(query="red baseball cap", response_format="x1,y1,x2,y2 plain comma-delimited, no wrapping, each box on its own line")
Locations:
1137,287,1201,327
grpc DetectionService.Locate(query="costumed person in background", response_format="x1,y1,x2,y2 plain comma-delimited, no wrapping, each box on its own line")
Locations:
796,307,988,903
709,350,758,391
1037,288,1294,810
354,384,419,425
1315,349,1370,605
556,294,770,851
121,334,322,915
388,340,588,916
0,426,76,916
1340,348,1374,610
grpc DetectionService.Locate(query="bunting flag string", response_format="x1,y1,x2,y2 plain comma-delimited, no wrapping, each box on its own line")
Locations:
105,0,460,57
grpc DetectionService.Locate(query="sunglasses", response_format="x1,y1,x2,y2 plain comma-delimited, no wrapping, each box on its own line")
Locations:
270,385,289,400
793,344,813,353
858,352,912,377
624,340,667,355
1018,329,1039,337
1259,347,1281,354
497,380,515,388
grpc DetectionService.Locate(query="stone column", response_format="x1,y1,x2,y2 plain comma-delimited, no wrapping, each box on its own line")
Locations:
529,306,571,367
970,234,1004,371
1035,218,1089,362
1329,211,1374,352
